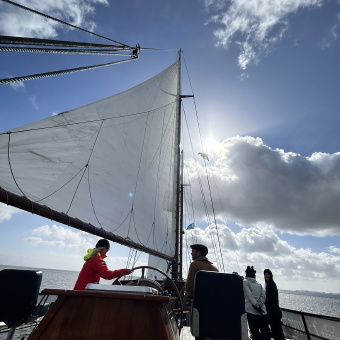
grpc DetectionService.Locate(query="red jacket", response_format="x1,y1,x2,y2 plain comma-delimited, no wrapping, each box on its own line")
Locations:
74,253,128,290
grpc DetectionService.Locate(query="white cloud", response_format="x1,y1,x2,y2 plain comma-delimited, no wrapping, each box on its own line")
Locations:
206,0,324,69
183,224,340,293
330,24,338,39
9,81,25,91
8,219,340,292
185,136,340,236
320,23,339,48
21,223,148,272
29,95,39,109
0,0,109,38
0,203,22,222
329,246,340,255
25,224,98,250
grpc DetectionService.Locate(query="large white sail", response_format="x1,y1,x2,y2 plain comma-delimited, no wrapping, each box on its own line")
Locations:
0,61,180,259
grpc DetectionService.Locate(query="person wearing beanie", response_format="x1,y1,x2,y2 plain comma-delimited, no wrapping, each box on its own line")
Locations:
264,269,285,340
74,239,132,290
243,266,271,340
185,244,218,295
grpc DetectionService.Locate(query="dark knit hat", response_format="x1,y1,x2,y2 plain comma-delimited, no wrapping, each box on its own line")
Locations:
96,239,110,250
245,266,256,278
190,244,208,257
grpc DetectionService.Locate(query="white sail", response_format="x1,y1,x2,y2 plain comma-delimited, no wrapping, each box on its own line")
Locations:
147,255,170,280
0,61,180,258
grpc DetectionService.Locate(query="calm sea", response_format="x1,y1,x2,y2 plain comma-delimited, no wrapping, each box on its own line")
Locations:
0,264,339,339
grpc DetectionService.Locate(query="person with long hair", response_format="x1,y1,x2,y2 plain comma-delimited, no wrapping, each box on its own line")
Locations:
264,269,285,340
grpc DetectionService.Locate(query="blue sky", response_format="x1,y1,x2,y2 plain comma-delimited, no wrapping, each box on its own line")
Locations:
0,0,339,294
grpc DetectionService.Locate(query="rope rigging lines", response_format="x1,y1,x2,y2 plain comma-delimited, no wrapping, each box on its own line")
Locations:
0,58,134,86
181,51,243,275
0,0,140,85
182,52,226,273
1,0,132,47
0,36,134,50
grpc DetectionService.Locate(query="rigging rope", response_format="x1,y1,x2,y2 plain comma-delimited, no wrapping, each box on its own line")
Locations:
182,52,226,272
0,36,131,49
0,101,177,135
1,0,132,48
0,58,133,86
211,173,241,274
182,105,223,271
0,46,136,56
0,3,140,85
7,133,26,198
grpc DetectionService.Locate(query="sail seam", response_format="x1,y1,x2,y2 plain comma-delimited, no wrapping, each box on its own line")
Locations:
0,101,177,135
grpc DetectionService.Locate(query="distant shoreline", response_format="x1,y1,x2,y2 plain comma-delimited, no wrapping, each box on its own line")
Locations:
280,289,340,300
1,264,339,298
0,263,78,274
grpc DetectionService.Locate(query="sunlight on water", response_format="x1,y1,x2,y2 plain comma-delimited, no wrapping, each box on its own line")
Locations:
280,293,340,318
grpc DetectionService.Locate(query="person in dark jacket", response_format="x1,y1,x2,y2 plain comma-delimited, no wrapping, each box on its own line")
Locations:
264,269,285,340
185,244,218,295
74,239,132,290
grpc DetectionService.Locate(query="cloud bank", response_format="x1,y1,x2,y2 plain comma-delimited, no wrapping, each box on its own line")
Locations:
183,224,340,293
25,224,98,249
205,0,324,69
186,136,340,236
22,222,340,292
22,224,147,271
0,0,108,38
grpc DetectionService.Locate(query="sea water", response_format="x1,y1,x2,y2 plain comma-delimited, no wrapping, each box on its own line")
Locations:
0,265,339,340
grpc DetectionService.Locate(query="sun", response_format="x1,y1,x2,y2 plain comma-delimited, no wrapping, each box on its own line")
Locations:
202,138,221,155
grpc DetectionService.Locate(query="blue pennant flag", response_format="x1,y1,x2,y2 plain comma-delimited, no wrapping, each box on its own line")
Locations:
186,223,195,230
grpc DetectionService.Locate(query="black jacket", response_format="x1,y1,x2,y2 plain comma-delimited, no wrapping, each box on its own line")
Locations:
264,270,282,319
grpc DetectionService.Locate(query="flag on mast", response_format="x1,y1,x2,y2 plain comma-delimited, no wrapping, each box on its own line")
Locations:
186,223,195,230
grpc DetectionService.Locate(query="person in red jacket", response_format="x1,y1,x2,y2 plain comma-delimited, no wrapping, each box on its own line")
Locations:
74,239,132,290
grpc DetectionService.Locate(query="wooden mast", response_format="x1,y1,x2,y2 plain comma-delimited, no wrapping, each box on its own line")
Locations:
173,49,182,280
173,50,194,280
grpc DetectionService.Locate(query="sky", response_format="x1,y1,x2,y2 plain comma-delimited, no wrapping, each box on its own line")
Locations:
0,0,339,294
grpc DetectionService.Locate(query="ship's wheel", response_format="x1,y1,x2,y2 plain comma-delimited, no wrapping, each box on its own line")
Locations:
112,265,184,327
112,266,168,294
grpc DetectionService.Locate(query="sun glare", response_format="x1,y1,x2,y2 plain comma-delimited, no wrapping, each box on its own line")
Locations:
203,138,221,155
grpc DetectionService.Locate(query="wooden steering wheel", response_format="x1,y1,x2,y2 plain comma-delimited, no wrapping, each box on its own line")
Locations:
112,265,184,331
